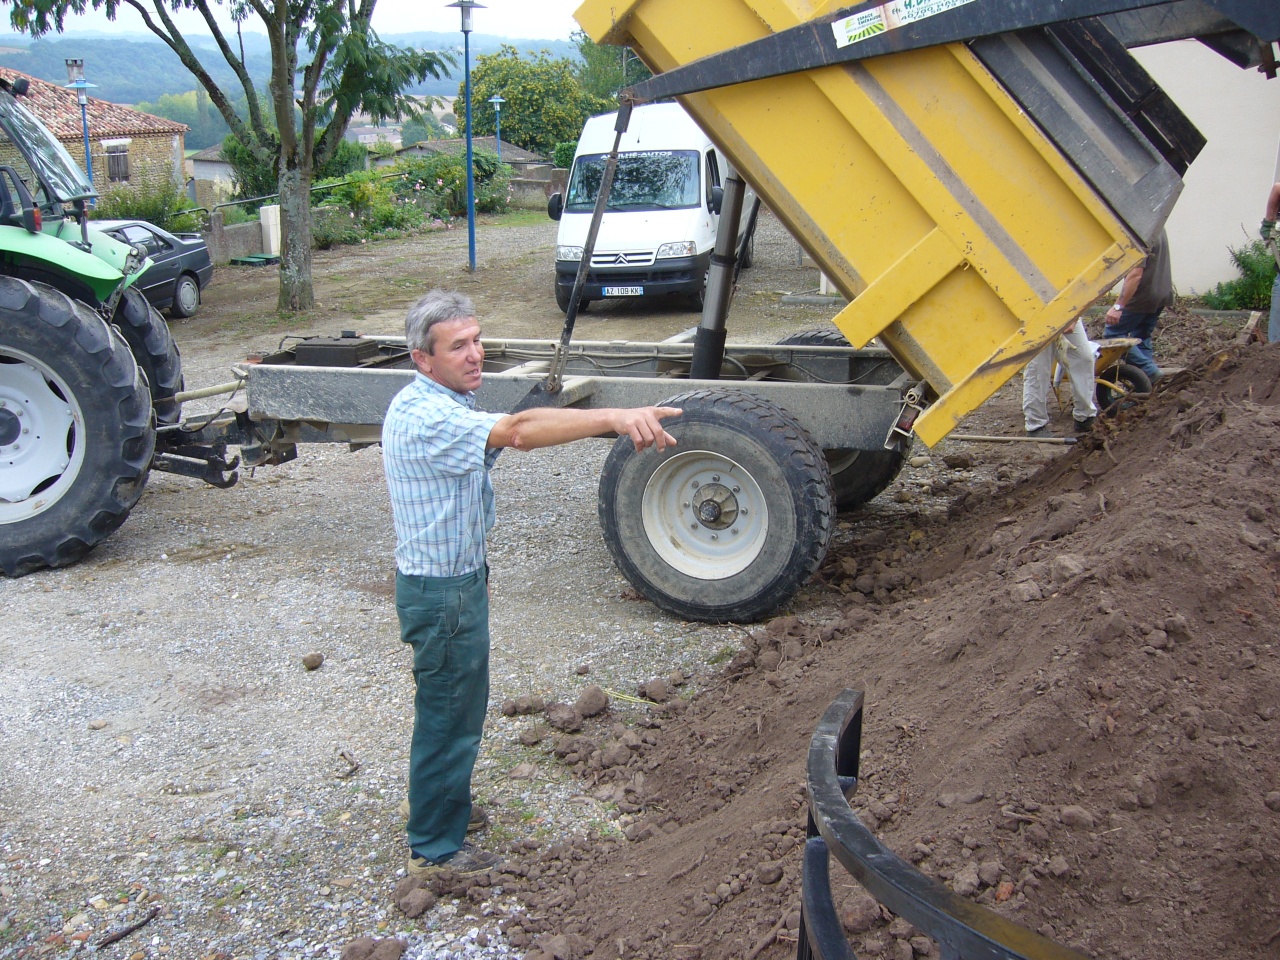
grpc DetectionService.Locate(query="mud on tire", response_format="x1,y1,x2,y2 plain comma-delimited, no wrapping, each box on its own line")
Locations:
598,389,833,623
0,278,155,577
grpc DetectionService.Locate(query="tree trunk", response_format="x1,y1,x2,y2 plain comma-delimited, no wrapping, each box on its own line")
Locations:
277,165,315,313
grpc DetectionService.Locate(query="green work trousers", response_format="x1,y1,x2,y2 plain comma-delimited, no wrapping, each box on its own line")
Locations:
395,567,489,863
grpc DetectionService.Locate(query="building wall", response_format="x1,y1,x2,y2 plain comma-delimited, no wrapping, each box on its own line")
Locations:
1134,41,1280,295
61,132,186,194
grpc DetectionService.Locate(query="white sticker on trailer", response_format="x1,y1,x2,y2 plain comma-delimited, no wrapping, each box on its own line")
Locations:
832,0,977,48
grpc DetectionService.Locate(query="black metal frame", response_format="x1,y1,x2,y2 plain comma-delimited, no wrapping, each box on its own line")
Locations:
800,690,1093,960
624,0,1279,105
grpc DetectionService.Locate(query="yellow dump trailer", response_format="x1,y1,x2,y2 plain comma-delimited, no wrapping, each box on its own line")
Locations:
577,0,1178,446
231,5,1270,624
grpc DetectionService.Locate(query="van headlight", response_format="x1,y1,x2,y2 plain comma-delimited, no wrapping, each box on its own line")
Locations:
556,245,584,261
657,241,697,259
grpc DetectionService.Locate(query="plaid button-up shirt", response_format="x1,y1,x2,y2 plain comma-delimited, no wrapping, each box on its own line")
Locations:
382,373,505,577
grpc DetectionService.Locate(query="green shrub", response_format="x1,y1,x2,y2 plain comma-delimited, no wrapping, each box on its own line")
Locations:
311,207,363,250
552,141,576,170
218,204,257,226
1202,239,1278,310
90,176,201,233
390,150,510,220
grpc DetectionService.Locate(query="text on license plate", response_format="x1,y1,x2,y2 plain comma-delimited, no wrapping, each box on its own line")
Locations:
603,286,643,296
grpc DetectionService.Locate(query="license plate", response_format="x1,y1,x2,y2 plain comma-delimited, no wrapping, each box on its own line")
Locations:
603,286,643,296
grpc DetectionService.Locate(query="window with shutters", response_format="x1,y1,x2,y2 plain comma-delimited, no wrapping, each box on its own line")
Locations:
106,143,129,183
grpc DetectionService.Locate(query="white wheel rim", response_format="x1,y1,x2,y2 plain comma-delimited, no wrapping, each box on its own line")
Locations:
0,349,85,521
641,450,769,580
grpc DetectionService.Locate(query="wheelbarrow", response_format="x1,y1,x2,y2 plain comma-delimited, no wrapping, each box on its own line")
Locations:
1053,335,1150,414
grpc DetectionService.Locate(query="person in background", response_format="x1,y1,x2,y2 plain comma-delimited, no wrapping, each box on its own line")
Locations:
1023,318,1098,437
1102,228,1173,382
382,289,681,879
1260,182,1280,343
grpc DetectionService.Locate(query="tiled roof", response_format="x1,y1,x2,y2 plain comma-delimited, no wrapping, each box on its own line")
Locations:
400,136,544,163
191,144,227,162
0,68,187,139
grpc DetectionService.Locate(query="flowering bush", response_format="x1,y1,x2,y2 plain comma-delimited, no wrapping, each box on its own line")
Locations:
309,150,510,249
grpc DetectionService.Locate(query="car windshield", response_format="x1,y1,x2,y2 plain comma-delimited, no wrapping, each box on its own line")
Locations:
0,89,95,205
565,150,700,213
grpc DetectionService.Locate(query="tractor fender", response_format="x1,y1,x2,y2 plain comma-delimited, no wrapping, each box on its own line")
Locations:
0,222,144,302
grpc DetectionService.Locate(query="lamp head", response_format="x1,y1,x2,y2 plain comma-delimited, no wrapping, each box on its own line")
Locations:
488,95,505,112
446,0,485,34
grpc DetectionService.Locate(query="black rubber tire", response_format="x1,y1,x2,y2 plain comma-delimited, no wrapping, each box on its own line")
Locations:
598,389,834,623
1096,362,1152,414
170,273,200,319
0,278,155,577
738,231,755,270
554,279,590,316
689,268,708,311
112,286,183,424
776,329,910,509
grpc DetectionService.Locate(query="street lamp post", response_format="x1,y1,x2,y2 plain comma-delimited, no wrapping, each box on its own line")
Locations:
487,95,505,162
64,59,95,186
448,0,484,273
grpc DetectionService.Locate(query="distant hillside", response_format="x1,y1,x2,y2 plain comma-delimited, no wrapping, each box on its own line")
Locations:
0,31,577,104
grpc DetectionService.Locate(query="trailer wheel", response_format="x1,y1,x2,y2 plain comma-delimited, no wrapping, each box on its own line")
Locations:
0,278,155,577
598,389,833,622
776,329,910,509
1096,362,1151,414
113,287,183,424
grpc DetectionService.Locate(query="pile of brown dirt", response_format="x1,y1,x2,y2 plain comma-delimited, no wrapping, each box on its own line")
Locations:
438,335,1280,960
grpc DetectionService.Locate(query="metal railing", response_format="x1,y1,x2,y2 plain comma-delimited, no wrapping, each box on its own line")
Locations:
799,689,1092,960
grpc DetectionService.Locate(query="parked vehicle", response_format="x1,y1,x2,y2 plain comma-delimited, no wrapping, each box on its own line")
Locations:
0,74,182,578
546,102,756,314
93,219,213,318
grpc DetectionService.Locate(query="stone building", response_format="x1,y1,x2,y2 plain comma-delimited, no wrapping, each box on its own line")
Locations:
0,68,187,194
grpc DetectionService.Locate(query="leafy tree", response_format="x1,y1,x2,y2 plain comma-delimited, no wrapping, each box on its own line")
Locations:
223,133,366,208
465,45,609,158
400,112,446,145
7,1,450,312
572,30,650,102
135,89,232,151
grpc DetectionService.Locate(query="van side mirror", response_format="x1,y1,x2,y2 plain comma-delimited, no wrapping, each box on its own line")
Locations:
709,185,723,215
547,193,563,221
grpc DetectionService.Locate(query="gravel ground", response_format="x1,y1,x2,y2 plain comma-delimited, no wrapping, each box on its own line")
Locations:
0,213,807,959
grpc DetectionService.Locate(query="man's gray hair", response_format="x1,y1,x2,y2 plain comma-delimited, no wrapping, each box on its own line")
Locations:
405,289,476,354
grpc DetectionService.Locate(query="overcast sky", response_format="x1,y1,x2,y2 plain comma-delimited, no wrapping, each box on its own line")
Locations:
46,0,583,41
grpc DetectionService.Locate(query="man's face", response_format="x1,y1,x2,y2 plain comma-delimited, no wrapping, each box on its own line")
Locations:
411,316,484,394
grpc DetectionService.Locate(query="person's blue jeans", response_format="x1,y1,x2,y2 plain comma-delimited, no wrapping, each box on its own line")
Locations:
395,567,490,863
1103,308,1163,381
1269,273,1279,344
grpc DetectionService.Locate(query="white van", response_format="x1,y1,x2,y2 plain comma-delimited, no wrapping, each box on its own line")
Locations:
547,102,752,314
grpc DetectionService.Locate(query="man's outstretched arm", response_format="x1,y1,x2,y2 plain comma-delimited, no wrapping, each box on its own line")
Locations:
487,405,682,453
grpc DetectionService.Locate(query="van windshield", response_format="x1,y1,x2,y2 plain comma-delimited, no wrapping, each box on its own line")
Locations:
565,150,700,212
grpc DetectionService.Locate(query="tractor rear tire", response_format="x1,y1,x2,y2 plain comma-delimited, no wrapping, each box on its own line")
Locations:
0,278,155,577
112,286,183,424
598,389,833,623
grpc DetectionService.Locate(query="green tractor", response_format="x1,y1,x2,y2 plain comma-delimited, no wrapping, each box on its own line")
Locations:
0,74,185,577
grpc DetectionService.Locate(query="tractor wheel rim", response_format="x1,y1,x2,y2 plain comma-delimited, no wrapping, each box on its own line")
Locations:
0,348,85,520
